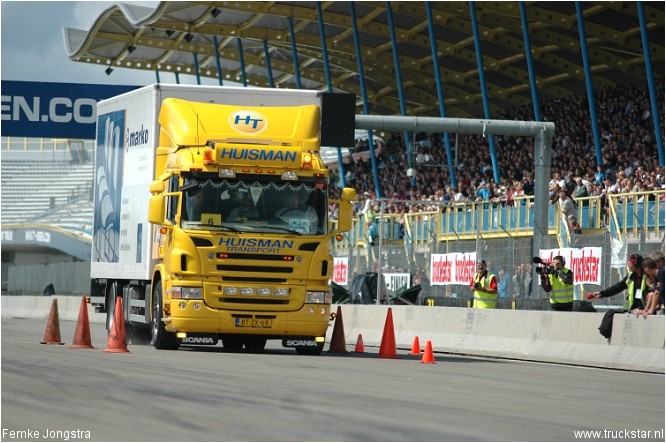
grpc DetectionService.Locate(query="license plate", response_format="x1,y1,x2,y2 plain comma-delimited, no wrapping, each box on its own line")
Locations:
235,318,272,328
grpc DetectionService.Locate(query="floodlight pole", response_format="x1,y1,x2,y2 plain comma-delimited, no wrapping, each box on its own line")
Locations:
355,115,555,290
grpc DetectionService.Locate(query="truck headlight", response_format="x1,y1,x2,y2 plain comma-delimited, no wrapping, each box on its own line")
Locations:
172,287,203,300
274,288,289,297
305,291,331,304
223,287,238,295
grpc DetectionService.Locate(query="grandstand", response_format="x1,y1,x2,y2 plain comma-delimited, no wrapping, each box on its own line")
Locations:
1,139,94,234
2,2,663,299
1,138,94,294
1,158,94,233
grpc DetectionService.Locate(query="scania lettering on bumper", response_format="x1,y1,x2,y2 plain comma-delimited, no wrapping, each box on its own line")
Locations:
179,334,219,345
282,337,319,348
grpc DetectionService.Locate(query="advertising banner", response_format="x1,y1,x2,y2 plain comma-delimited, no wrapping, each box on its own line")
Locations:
332,257,348,285
383,273,411,291
430,252,477,285
536,247,603,285
1,80,136,139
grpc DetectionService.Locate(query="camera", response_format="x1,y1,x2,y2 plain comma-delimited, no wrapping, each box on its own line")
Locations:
532,256,556,275
535,265,556,275
473,282,483,290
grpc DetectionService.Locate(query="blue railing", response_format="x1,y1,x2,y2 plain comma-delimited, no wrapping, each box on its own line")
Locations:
332,190,665,250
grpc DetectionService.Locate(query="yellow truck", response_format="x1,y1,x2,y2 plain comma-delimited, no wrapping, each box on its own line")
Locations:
91,84,356,354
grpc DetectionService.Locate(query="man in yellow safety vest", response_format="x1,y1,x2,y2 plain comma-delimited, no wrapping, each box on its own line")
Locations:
539,255,574,311
469,258,498,309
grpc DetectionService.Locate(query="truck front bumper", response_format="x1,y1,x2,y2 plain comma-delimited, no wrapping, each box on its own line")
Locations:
163,299,330,336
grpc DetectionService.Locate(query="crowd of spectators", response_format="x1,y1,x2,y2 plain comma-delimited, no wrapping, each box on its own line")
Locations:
329,81,664,304
328,81,665,221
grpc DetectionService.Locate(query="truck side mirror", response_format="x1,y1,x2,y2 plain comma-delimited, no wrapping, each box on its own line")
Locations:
150,180,165,193
334,187,357,233
148,195,165,225
148,180,166,225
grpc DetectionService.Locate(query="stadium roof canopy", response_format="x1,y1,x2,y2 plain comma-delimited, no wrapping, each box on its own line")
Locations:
64,1,664,118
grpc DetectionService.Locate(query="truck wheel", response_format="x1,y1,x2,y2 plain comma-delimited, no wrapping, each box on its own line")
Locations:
295,342,324,356
244,336,267,351
221,334,244,350
151,281,179,350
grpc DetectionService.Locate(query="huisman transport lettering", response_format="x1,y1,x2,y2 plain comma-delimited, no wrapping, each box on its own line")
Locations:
89,84,356,354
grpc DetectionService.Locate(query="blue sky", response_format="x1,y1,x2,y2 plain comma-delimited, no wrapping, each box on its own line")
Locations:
2,1,184,87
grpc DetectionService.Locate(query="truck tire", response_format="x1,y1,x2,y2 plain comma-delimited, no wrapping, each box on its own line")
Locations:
295,342,324,356
151,281,179,350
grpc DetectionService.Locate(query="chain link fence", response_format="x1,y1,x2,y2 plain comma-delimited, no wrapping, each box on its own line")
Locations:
332,210,660,311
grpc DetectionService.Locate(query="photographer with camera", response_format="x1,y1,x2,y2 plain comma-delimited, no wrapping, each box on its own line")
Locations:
469,258,498,309
536,255,574,311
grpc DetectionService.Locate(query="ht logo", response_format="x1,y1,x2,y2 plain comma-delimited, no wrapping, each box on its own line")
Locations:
234,114,263,129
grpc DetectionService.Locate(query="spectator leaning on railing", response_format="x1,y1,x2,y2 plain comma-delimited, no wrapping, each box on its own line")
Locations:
588,253,649,311
634,257,665,318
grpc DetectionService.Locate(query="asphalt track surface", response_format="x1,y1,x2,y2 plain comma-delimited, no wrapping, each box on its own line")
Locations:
1,318,664,442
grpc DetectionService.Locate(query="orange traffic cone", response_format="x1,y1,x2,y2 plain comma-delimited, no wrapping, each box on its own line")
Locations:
354,334,365,353
408,336,421,355
104,297,129,353
41,298,64,345
378,308,398,359
327,305,348,353
70,296,95,349
421,340,435,364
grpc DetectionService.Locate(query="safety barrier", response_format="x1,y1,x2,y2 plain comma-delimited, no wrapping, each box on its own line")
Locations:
3,296,662,373
326,305,664,373
1,296,105,324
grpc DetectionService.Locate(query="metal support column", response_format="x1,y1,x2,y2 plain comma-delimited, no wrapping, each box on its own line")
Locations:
316,2,346,183
288,17,302,89
386,2,413,185
469,2,500,184
532,128,553,296
263,40,275,88
236,38,247,87
350,2,382,195
519,2,542,122
637,1,665,166
426,1,457,189
193,53,201,85
575,2,603,166
213,36,224,86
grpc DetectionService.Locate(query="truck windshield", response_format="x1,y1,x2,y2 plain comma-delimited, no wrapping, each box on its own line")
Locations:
181,178,328,235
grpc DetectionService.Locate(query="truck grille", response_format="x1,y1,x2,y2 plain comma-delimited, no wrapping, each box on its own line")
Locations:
217,265,293,273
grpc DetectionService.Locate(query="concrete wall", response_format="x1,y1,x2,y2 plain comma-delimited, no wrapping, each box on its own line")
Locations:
2,297,662,373
2,295,105,323
327,305,664,373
